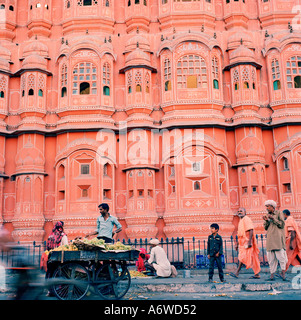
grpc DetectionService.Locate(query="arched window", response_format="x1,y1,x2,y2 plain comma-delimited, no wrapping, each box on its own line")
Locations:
177,55,207,89
73,62,97,95
294,75,301,88
213,79,219,89
135,0,140,3
233,69,239,91
273,80,281,90
165,81,171,91
194,181,200,190
103,163,108,176
38,89,43,97
251,69,256,90
286,56,301,88
164,58,171,91
80,82,90,95
135,71,142,92
0,77,6,99
162,0,168,3
103,86,110,96
271,58,280,88
242,67,249,89
212,57,219,89
9,5,14,11
145,73,150,94
243,81,249,89
61,87,67,97
128,0,131,5
282,157,289,171
61,64,67,96
102,62,110,96
105,0,109,6
0,4,5,9
127,73,132,94
28,89,34,96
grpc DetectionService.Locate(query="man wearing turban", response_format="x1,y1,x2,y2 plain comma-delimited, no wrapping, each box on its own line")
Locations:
263,200,288,281
145,239,172,277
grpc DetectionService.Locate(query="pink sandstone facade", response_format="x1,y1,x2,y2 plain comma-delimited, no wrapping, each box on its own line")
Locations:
0,0,301,243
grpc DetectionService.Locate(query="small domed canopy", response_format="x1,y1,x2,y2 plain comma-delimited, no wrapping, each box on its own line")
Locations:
236,133,265,165
15,146,45,173
22,54,48,70
0,45,11,61
0,45,11,71
0,57,10,71
227,32,253,51
125,34,151,52
229,44,256,64
120,44,157,74
125,47,151,67
23,40,49,58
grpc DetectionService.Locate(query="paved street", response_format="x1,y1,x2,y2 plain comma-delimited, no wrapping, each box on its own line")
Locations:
0,265,301,301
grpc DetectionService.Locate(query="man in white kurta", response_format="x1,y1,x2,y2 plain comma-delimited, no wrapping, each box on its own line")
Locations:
147,239,172,277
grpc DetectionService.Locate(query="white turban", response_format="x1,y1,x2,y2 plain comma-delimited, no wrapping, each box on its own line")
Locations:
149,238,160,246
264,200,277,208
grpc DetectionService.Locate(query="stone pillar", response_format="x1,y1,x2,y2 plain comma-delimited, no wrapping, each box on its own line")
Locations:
124,168,158,239
11,134,46,243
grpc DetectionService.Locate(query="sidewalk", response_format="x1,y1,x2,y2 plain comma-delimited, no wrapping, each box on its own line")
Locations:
0,264,298,299
129,264,297,294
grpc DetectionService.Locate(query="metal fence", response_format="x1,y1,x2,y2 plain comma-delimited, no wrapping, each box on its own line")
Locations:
0,235,269,269
119,234,269,269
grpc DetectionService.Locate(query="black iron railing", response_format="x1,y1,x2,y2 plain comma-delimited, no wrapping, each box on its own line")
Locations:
0,235,269,269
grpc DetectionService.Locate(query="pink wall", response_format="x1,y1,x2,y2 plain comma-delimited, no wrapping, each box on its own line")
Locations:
0,0,300,242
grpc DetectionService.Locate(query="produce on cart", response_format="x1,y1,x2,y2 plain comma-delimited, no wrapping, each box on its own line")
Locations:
45,238,139,301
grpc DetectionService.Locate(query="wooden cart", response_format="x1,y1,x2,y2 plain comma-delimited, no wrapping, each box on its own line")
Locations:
47,249,139,300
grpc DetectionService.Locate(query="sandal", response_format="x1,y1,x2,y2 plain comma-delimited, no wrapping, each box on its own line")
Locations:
229,272,238,278
266,277,275,281
249,275,260,279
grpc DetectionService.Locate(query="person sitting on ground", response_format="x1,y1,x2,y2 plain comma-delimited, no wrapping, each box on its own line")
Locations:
144,239,172,277
136,248,150,272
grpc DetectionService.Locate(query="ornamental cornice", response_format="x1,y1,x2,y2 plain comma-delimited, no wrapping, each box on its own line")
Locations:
161,132,229,165
273,131,301,159
157,33,221,57
54,137,102,165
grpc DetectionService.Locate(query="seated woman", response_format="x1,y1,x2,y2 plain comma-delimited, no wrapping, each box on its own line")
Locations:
136,248,150,272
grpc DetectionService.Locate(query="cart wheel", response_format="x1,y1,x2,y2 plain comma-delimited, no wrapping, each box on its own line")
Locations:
51,263,90,300
95,261,131,300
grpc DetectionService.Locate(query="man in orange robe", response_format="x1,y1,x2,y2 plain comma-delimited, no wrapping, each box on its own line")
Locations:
230,208,261,279
283,209,301,271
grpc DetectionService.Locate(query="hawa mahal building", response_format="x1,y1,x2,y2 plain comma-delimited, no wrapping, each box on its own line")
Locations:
0,0,301,243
